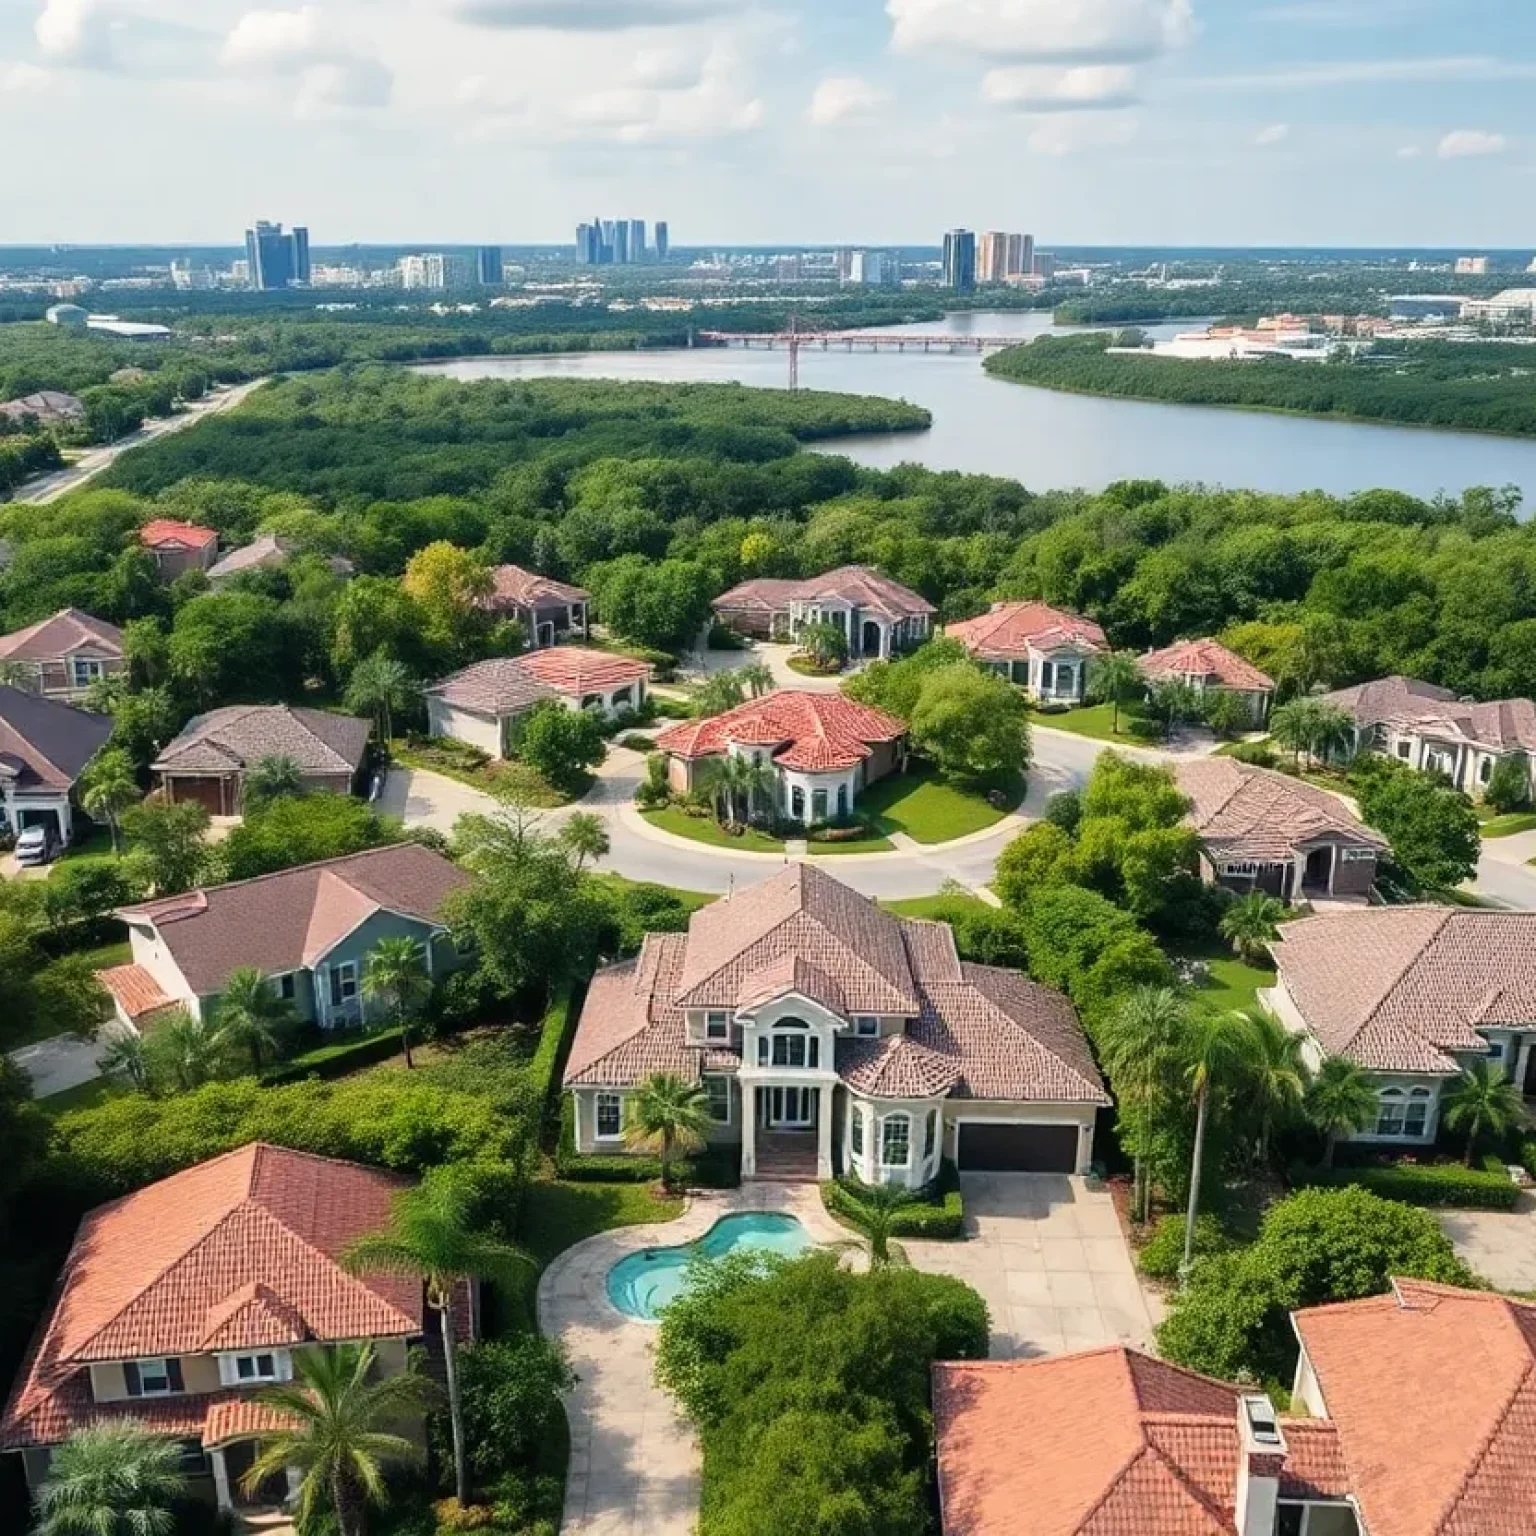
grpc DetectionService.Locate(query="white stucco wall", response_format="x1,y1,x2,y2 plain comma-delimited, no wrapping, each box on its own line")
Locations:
427,697,505,758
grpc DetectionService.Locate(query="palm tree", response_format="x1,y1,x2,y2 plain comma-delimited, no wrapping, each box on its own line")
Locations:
142,1008,230,1094
1218,892,1286,965
797,620,848,672
738,660,775,698
215,966,296,1074
97,1029,150,1093
343,1179,532,1509
361,937,432,1069
1269,697,1317,769
36,1420,187,1536
345,650,417,745
700,755,750,827
1444,1059,1526,1166
732,755,779,826
1305,1057,1379,1167
1180,1010,1257,1277
1243,1011,1309,1167
624,1072,713,1192
1311,702,1355,767
1100,987,1187,1222
243,753,305,810
79,747,140,856
242,1343,429,1536
836,1181,916,1268
558,810,610,871
1088,651,1144,736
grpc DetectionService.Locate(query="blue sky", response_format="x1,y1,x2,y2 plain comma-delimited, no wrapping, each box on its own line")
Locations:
2,0,1532,246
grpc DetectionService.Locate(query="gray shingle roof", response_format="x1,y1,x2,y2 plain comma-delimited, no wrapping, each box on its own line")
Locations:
153,706,370,778
0,687,113,791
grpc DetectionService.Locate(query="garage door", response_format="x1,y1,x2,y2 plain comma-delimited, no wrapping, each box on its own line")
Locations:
169,776,228,815
958,1123,1078,1173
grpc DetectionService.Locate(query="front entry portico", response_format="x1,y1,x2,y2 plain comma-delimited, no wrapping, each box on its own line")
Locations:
741,1081,833,1180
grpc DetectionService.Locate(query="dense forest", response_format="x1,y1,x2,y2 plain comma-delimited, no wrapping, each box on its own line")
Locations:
986,331,1536,438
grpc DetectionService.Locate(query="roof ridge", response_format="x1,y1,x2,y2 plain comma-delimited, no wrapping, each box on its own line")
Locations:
1344,907,1456,1052
1431,1349,1535,1533
960,962,1106,1099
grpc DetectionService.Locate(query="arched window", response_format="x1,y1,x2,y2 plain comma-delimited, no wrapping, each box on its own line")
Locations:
1405,1087,1431,1137
850,1105,865,1159
881,1113,911,1169
1375,1089,1405,1137
771,1017,813,1068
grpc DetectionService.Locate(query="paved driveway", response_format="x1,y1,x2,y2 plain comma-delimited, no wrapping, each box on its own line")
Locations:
1437,1195,1536,1291
905,1174,1158,1359
9,1033,107,1098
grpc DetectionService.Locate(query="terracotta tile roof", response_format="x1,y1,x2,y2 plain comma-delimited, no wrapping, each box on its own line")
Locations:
96,963,175,1023
0,686,113,792
484,564,589,610
1176,758,1387,865
564,866,1106,1107
947,601,1107,661
654,690,905,774
1269,907,1536,1074
1141,639,1274,694
202,1398,302,1449
1,1144,423,1451
513,646,650,693
1319,675,1536,755
0,608,123,663
711,577,804,614
117,844,468,999
429,648,648,714
139,518,218,551
153,705,370,778
713,566,933,622
1294,1281,1536,1536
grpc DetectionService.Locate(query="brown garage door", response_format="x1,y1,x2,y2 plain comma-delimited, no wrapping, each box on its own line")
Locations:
958,1123,1078,1173
168,776,228,815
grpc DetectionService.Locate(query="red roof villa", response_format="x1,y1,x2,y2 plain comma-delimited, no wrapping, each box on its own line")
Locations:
563,863,1108,1183
139,520,219,579
1141,638,1275,726
711,564,934,659
946,601,1107,705
480,564,590,649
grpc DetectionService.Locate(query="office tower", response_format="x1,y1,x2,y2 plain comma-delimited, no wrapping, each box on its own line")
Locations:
628,219,646,261
600,221,617,263
245,221,293,291
655,221,669,261
575,223,597,264
942,229,976,292
614,221,630,265
478,245,503,285
978,231,1009,284
289,226,311,285
1005,233,1035,278
398,253,472,291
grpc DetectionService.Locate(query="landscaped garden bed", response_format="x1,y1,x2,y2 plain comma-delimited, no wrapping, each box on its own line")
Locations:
392,735,583,807
640,805,787,851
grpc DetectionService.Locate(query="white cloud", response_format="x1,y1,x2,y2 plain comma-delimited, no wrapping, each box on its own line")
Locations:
1195,55,1536,90
1437,128,1507,159
222,6,325,68
982,63,1137,110
888,0,1193,63
629,46,701,89
455,0,743,30
1026,108,1137,153
221,6,392,113
1396,143,1422,158
1253,121,1289,144
35,0,113,65
806,74,889,125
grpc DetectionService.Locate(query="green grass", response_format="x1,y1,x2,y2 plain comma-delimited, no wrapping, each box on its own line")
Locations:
1031,702,1151,744
1477,809,1536,838
1173,939,1275,1016
592,873,716,912
807,831,897,855
859,764,1021,844
786,655,843,677
58,827,117,865
69,938,131,972
881,892,994,920
641,807,786,852
390,740,582,808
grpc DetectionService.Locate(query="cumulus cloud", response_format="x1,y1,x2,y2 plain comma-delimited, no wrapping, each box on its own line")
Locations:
221,6,391,113
982,63,1137,110
1437,128,1506,159
35,0,113,66
455,0,742,30
1254,121,1289,144
888,0,1193,63
806,74,890,125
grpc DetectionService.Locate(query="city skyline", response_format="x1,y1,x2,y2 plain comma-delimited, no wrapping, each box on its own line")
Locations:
0,0,1532,245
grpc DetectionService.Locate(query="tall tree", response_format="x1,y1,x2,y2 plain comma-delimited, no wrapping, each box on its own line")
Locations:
78,746,140,855
121,799,210,896
1100,986,1187,1222
1304,1057,1379,1167
344,1179,531,1509
401,541,494,662
1218,891,1286,965
35,1421,187,1536
625,1072,713,1192
361,936,433,1069
558,811,611,872
1088,651,1144,736
1180,1010,1256,1277
1243,1010,1309,1167
1443,1059,1525,1166
345,650,417,745
243,1343,429,1536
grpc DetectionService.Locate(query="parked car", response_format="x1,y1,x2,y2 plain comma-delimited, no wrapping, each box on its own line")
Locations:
14,824,59,867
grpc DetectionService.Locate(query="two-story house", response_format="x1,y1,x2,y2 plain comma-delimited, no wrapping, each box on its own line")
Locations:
95,844,470,1036
1260,907,1536,1147
0,609,124,700
564,863,1108,1183
945,600,1107,704
711,565,935,660
1,1143,470,1518
480,564,591,649
139,519,219,579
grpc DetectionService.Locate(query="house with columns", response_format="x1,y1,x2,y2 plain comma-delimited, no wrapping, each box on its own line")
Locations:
563,864,1108,1183
1,1143,469,1520
711,565,935,660
945,600,1107,704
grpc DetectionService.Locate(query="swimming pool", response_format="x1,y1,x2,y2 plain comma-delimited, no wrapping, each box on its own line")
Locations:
605,1212,812,1321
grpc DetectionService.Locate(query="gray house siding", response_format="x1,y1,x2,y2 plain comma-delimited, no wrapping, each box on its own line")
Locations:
311,909,464,1031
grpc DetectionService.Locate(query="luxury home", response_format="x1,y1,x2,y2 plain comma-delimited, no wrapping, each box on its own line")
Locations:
710,565,935,659
480,564,591,649
945,600,1107,704
0,608,124,701
1141,637,1276,725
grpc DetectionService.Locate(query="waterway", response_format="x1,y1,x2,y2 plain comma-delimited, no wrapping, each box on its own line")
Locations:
417,311,1536,505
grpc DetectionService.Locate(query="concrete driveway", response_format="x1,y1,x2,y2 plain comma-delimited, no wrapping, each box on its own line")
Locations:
905,1174,1157,1360
1437,1195,1536,1291
9,1033,107,1098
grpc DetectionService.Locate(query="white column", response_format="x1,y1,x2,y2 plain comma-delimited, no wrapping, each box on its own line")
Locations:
817,1087,834,1179
285,1465,302,1503
741,1086,757,1178
210,1447,233,1512
1516,1038,1533,1094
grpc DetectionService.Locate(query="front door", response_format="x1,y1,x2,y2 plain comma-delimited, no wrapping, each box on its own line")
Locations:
764,1086,815,1128
861,619,882,657
1304,846,1334,891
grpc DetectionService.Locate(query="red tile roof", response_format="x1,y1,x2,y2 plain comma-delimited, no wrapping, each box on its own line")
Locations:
2,1144,423,1451
429,647,648,713
712,565,934,621
946,601,1107,661
96,963,175,1023
0,608,123,663
139,519,218,551
1141,639,1274,693
654,690,905,774
202,1398,301,1449
484,564,589,610
513,646,650,693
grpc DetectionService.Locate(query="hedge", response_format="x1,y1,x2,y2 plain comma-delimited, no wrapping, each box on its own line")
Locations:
1293,1153,1520,1211
821,1164,966,1240
553,1095,740,1187
263,1024,406,1085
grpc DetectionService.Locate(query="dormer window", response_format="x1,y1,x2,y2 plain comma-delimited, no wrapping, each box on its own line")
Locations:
705,1011,731,1042
125,1358,183,1398
853,1016,880,1038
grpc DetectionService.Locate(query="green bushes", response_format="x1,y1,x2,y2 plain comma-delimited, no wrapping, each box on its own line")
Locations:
1293,1153,1520,1211
1136,1212,1232,1280
821,1165,965,1240
553,1095,740,1187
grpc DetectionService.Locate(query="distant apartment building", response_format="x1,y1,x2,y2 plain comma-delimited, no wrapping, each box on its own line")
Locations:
628,219,646,260
1006,232,1035,278
244,221,309,291
942,229,976,292
977,232,1009,284
399,253,473,291
477,246,503,285
843,250,899,287
655,221,670,260
1461,288,1536,326
1455,255,1490,275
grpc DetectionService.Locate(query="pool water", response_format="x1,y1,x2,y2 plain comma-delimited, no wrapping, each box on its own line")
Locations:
606,1212,811,1321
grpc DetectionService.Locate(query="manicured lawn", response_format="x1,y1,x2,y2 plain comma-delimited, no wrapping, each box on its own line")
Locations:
1032,702,1151,744
860,764,1021,844
807,831,897,855
882,892,994,920
592,873,716,912
69,937,131,972
1477,809,1536,838
641,807,786,852
58,827,117,864
1172,940,1275,1017
391,741,582,808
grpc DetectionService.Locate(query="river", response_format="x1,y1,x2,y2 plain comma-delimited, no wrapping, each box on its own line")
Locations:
417,311,1536,505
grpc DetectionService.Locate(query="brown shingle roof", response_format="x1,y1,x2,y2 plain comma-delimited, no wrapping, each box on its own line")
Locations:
484,564,589,611
1,1144,422,1451
0,686,113,791
1320,675,1536,755
947,601,1108,661
712,565,934,622
117,844,468,999
1177,758,1387,865
0,608,123,663
1269,907,1536,1074
1141,639,1274,693
654,690,905,773
152,705,370,778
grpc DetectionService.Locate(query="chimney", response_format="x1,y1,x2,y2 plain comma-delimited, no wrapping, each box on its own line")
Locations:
1234,1393,1287,1536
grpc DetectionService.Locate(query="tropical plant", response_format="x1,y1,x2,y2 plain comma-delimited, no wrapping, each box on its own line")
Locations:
558,810,611,871
796,620,848,671
78,746,140,855
97,1028,150,1093
345,649,417,744
1484,751,1532,814
1088,651,1144,735
35,1420,187,1536
834,1180,917,1268
1100,986,1187,1222
1218,891,1286,965
1443,1059,1526,1166
1144,679,1202,739
241,1342,430,1536
738,660,775,697
693,668,748,718
142,1008,230,1093
242,753,305,809
1304,1057,1379,1167
1243,1010,1310,1167
215,966,296,1074
344,1177,532,1508
1270,698,1354,770
624,1072,713,1191
361,937,432,1069
1180,1010,1257,1276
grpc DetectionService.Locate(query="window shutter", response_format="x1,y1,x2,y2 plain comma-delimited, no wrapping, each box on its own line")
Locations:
124,1361,142,1397
166,1358,184,1392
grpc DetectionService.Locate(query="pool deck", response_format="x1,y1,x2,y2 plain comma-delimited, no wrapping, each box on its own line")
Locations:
537,1185,845,1536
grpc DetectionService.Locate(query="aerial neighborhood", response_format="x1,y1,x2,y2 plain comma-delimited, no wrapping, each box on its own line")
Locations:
2,365,1536,1536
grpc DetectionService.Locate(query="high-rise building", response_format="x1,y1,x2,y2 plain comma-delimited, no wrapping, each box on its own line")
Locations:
1006,233,1035,279
575,223,598,264
613,221,630,265
844,250,899,287
601,221,617,263
977,231,1010,284
942,229,976,293
1033,251,1057,280
290,227,311,285
628,219,647,261
244,221,310,290
477,245,503,285
655,221,670,261
399,253,474,291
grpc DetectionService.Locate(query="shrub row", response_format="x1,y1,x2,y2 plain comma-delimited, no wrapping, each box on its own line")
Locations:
821,1164,966,1240
263,1023,406,1085
1292,1154,1520,1211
